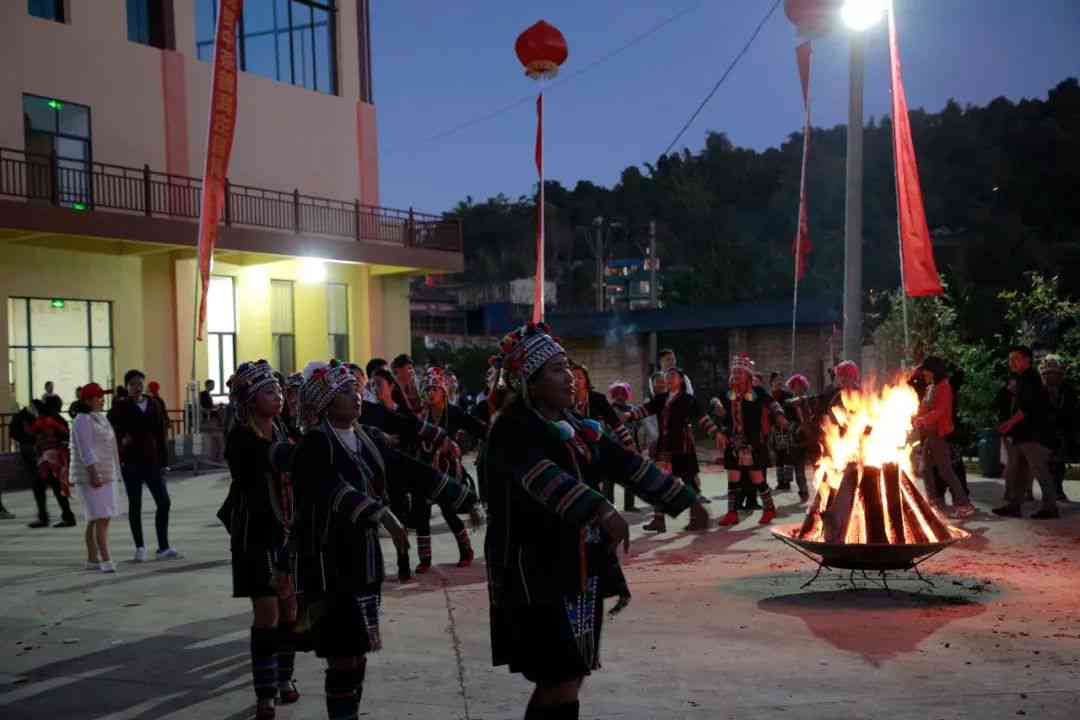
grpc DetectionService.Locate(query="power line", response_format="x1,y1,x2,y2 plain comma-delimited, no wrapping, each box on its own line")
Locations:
385,2,707,154
661,0,783,158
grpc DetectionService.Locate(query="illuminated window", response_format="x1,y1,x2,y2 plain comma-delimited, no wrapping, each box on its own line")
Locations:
206,275,237,401
270,279,296,375
7,297,113,410
327,283,348,360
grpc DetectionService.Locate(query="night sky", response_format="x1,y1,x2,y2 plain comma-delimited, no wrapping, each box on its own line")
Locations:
372,1,1079,214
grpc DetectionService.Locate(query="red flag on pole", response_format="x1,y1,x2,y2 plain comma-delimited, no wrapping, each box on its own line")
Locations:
532,92,545,323
888,6,942,297
793,41,813,281
195,0,243,340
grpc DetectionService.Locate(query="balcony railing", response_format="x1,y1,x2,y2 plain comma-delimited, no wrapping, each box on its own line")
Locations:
0,146,462,252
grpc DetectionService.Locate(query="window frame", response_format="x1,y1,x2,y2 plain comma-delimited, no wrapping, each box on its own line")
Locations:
126,0,170,49
7,296,114,409
270,278,296,375
28,0,65,23
326,281,349,361
22,93,93,208
196,0,338,95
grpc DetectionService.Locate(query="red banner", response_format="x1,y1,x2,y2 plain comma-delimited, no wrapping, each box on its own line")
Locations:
888,6,942,297
793,41,813,282
533,92,545,323
196,0,243,340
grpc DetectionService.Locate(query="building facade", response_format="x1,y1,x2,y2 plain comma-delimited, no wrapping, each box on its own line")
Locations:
1,1,462,411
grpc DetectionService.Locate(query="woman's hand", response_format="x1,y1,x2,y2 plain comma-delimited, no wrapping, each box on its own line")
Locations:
87,465,103,488
598,505,630,555
380,511,410,556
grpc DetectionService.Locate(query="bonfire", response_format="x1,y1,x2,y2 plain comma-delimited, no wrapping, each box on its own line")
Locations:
776,377,969,576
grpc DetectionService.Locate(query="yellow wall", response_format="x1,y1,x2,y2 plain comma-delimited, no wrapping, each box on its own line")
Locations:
2,247,414,411
0,245,146,411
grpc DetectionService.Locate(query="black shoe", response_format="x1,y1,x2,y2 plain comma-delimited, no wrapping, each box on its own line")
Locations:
992,505,1022,518
775,483,792,492
54,519,76,528
1030,509,1061,519
28,519,50,529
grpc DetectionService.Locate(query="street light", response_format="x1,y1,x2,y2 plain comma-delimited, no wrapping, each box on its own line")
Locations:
839,0,885,365
841,0,886,31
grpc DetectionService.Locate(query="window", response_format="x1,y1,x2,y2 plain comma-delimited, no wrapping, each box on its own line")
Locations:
195,0,338,95
206,275,237,401
8,297,113,410
23,94,92,208
270,279,296,375
327,282,348,360
28,0,64,22
127,0,167,48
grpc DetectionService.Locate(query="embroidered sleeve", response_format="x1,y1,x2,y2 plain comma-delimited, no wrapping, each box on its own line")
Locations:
594,434,697,517
628,393,664,422
518,458,608,526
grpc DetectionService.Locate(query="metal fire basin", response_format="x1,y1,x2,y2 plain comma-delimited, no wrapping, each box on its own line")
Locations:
773,526,969,571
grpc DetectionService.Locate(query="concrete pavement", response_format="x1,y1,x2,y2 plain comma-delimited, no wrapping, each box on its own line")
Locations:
1,463,1079,719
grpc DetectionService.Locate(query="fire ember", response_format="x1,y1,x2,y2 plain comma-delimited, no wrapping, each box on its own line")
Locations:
776,379,969,573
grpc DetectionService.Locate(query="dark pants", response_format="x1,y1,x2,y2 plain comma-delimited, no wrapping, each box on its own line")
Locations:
410,498,466,537
32,467,74,524
1005,441,1057,512
123,463,171,551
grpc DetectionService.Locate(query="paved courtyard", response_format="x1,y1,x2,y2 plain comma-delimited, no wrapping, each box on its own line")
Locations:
1,461,1078,719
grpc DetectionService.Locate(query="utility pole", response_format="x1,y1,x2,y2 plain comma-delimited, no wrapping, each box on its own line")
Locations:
842,33,865,365
594,218,606,311
648,220,658,365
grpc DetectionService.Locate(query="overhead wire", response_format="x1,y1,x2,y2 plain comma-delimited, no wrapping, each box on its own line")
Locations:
384,2,707,154
660,0,783,157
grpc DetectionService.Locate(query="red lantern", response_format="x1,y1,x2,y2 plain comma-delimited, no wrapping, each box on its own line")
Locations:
784,0,842,36
514,20,568,80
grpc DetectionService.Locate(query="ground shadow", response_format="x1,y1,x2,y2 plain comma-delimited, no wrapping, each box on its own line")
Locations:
758,584,989,666
1,612,259,720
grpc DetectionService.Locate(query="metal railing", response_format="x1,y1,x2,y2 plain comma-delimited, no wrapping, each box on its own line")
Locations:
0,146,462,252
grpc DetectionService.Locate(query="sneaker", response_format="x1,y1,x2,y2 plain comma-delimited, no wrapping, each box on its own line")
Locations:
278,681,300,705
718,511,741,527
54,519,77,528
28,519,50,529
951,504,977,519
992,505,1022,518
415,562,431,575
255,699,276,719
85,560,100,570
133,547,148,562
758,510,777,525
0,508,15,520
156,548,181,560
1030,508,1061,520
99,561,116,573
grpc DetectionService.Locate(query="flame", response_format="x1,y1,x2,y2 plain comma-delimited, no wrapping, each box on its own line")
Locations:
795,375,968,546
815,379,920,490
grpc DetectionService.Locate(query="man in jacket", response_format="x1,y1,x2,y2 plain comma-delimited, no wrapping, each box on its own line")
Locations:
994,346,1060,519
109,369,181,560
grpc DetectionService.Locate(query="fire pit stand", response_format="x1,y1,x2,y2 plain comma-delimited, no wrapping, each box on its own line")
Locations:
773,530,958,591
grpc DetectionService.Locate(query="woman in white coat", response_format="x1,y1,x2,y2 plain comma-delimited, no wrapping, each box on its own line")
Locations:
70,383,121,573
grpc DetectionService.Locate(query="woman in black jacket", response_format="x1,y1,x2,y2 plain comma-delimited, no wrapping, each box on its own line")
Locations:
485,323,708,720
626,367,719,532
410,366,488,572
222,361,300,719
291,362,476,720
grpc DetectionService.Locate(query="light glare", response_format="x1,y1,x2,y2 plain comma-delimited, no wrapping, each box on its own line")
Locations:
841,0,886,31
299,258,328,284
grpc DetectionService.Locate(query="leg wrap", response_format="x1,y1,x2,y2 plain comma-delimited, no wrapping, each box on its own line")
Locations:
417,535,432,565
275,623,296,688
756,483,776,512
250,627,279,701
325,667,358,720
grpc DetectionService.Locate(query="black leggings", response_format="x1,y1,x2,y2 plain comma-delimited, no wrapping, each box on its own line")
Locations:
410,498,466,537
32,468,74,523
